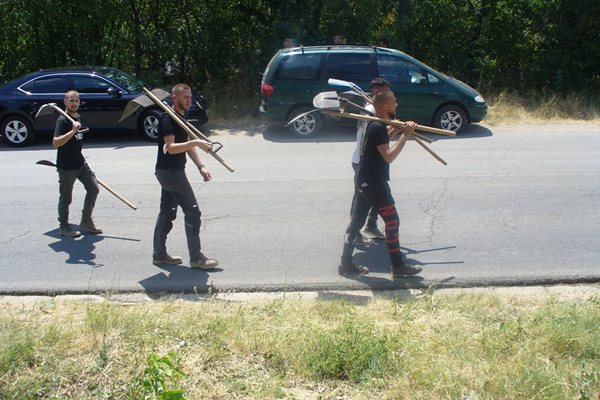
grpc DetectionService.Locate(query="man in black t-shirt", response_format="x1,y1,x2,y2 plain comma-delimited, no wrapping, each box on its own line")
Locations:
53,90,101,238
340,90,422,278
152,83,218,270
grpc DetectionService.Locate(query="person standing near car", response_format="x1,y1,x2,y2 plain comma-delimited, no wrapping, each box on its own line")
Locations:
340,90,422,278
52,90,102,238
152,83,218,270
350,78,392,246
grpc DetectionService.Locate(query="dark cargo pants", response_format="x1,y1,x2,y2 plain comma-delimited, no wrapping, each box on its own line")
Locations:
153,168,202,260
57,163,99,226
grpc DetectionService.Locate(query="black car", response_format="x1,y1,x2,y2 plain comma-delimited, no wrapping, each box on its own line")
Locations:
0,66,208,147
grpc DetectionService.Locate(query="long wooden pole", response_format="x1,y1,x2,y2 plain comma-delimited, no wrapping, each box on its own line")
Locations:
322,109,456,137
323,110,448,165
142,87,234,173
36,160,137,210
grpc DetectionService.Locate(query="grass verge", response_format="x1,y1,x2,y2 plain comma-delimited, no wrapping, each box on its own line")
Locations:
0,290,598,399
205,91,600,129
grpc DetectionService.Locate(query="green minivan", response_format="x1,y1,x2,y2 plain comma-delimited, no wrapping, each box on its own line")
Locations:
259,45,487,137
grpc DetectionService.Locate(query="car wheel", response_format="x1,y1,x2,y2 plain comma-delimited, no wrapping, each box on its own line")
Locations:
139,109,162,141
287,107,321,138
434,105,467,133
1,115,34,147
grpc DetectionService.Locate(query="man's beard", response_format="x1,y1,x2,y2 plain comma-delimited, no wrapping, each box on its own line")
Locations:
388,110,396,119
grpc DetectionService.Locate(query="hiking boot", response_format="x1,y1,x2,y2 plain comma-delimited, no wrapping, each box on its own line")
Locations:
190,254,219,270
60,225,81,238
355,235,374,246
361,226,386,240
80,219,102,234
338,261,369,276
391,261,422,278
152,254,183,265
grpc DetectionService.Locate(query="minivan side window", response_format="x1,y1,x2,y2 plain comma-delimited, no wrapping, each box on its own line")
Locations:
19,76,70,94
326,53,372,81
274,54,322,80
377,55,428,85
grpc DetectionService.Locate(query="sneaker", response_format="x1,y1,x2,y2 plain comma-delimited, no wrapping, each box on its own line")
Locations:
391,262,422,278
152,254,183,265
60,226,81,238
361,226,386,240
338,261,369,276
355,235,374,246
80,219,102,234
190,254,219,270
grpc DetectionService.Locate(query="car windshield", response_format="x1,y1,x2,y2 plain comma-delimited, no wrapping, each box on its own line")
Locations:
96,67,146,92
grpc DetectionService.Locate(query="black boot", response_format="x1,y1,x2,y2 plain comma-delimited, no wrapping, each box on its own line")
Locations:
391,258,421,278
339,244,369,276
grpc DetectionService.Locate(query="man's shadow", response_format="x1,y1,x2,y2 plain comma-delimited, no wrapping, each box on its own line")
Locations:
342,241,462,290
138,264,224,298
45,229,140,268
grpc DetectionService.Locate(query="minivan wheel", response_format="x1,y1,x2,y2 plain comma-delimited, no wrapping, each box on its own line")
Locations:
434,105,467,133
139,109,162,141
287,107,322,138
1,115,35,147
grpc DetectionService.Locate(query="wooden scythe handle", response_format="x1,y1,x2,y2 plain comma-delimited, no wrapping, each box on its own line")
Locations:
142,87,235,173
36,160,137,210
322,110,456,137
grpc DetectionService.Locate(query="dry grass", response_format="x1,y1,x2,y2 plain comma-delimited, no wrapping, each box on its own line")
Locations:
0,290,599,399
484,92,600,126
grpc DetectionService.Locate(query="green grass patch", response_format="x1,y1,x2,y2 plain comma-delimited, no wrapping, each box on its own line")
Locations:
0,291,598,399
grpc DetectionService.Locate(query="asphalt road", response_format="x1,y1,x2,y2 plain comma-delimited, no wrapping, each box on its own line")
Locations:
1,122,599,294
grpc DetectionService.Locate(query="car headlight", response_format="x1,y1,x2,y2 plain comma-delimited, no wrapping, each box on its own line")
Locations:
474,95,485,103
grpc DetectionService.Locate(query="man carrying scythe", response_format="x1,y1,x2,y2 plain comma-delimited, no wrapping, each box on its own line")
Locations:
339,90,422,278
152,83,219,270
52,90,102,238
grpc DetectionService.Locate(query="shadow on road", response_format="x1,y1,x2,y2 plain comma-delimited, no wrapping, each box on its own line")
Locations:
45,229,141,268
138,264,221,296
333,242,460,295
426,123,493,141
262,123,356,143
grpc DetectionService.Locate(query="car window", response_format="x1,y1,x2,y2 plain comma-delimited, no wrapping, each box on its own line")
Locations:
19,76,70,94
326,53,371,81
96,67,144,91
427,73,441,84
274,54,322,80
377,55,427,84
73,76,113,94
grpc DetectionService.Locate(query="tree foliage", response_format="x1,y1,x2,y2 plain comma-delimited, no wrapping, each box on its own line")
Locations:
0,0,598,99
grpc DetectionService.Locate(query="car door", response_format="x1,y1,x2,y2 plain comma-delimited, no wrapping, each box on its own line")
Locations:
18,74,71,131
72,74,127,130
376,54,435,124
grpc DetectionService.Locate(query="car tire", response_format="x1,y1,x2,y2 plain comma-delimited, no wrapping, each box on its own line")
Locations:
139,109,162,142
434,105,467,133
287,106,322,138
1,115,35,147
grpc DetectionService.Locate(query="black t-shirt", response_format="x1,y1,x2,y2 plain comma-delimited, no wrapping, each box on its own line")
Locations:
356,121,390,183
155,113,188,170
54,114,85,170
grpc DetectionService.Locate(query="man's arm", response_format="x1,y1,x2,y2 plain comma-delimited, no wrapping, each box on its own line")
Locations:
52,119,81,149
377,121,417,163
163,134,212,155
187,147,212,182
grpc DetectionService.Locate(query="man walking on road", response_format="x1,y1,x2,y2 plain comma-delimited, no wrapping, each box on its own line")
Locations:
340,90,422,278
53,90,102,238
152,83,218,270
351,78,392,245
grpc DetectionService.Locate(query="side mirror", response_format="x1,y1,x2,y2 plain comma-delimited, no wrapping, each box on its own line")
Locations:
107,87,122,98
